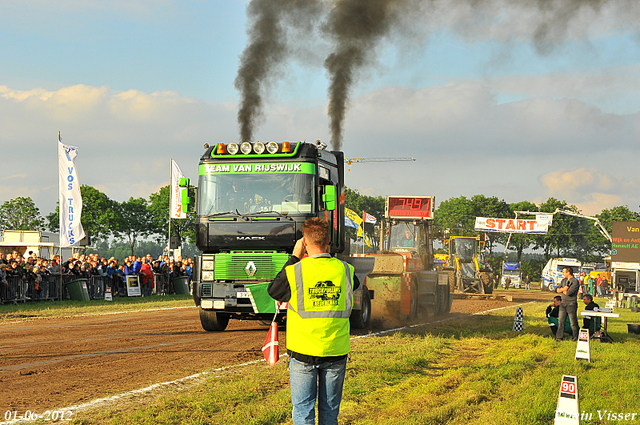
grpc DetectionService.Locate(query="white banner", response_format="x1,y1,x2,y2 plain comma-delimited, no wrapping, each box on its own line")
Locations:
58,141,85,247
474,216,551,234
170,159,186,219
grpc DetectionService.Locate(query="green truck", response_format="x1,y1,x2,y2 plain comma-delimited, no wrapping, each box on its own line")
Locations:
185,140,373,331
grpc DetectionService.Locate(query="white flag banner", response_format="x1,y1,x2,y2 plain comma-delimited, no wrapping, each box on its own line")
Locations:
170,159,187,219
58,141,85,247
474,216,552,234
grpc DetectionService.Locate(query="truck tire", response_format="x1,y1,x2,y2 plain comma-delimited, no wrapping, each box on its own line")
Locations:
192,284,201,307
437,285,448,315
350,287,371,329
443,288,452,314
479,272,493,294
199,308,229,331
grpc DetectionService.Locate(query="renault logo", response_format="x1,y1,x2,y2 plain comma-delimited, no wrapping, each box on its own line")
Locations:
245,261,257,277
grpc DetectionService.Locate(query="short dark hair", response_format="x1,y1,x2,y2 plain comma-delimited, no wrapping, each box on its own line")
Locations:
554,295,562,302
583,294,593,302
563,266,574,275
302,217,330,247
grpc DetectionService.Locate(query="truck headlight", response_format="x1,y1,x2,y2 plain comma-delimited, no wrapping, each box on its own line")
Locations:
240,142,252,154
227,142,239,155
202,255,214,271
253,141,265,154
266,141,278,154
202,271,214,281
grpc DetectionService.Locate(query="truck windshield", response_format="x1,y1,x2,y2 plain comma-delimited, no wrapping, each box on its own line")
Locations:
453,239,477,262
390,223,418,249
198,172,315,216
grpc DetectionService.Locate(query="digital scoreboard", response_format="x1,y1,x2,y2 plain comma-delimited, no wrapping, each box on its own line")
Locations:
386,196,435,219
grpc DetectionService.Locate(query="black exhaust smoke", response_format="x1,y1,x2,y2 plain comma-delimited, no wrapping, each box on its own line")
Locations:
235,0,637,148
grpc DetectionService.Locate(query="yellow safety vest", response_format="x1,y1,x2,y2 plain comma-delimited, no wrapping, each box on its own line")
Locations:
285,254,354,357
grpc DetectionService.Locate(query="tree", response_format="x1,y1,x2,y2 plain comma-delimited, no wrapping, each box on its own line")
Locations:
587,205,640,259
507,200,539,263
535,198,583,259
113,197,154,256
434,196,475,242
469,194,511,254
147,185,196,246
46,185,118,242
0,197,44,231
344,187,385,243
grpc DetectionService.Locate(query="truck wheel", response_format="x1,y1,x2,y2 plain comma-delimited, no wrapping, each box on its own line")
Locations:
199,308,229,331
437,285,447,315
350,287,371,329
443,289,452,314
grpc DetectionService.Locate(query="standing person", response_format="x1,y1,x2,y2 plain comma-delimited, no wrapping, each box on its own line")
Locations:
524,275,531,290
140,258,154,297
556,266,580,341
504,275,511,290
268,218,358,425
596,274,604,298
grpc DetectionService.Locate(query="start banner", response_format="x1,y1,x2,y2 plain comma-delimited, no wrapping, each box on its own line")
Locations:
475,216,552,234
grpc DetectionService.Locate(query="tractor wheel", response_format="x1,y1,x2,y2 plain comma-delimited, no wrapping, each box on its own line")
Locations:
350,287,371,329
446,269,456,293
199,308,229,331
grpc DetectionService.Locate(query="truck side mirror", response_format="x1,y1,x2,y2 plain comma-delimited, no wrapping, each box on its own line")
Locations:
178,178,191,212
181,188,190,210
323,185,336,211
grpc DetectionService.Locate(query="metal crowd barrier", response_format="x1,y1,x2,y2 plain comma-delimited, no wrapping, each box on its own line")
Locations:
1,272,192,304
1,274,67,304
154,273,170,295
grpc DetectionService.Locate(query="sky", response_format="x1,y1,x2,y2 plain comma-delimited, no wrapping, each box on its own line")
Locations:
1,0,640,220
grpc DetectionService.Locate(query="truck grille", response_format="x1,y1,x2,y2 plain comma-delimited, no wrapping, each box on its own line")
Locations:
214,251,289,281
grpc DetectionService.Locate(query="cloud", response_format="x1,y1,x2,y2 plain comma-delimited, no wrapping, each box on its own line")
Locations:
1,80,638,220
540,168,640,214
0,84,237,214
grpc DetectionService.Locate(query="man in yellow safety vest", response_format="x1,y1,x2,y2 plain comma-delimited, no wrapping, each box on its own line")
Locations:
268,217,359,425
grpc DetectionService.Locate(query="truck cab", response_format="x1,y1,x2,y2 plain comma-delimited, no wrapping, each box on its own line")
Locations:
191,141,346,331
501,262,521,288
541,258,581,292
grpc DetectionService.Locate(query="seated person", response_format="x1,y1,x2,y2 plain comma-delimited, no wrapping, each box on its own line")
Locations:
546,295,571,337
400,230,414,247
582,294,601,335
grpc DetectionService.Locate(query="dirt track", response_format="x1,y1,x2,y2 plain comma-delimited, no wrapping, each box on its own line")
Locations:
0,289,551,413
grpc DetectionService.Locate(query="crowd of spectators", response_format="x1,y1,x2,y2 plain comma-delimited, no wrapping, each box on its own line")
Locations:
0,250,193,302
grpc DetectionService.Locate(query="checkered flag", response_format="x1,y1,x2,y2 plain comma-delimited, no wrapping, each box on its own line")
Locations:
512,307,524,332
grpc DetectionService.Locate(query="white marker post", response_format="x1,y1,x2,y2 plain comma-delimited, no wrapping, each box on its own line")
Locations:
574,328,590,362
555,375,580,424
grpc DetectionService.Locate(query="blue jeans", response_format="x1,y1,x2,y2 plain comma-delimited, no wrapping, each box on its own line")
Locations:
289,356,347,425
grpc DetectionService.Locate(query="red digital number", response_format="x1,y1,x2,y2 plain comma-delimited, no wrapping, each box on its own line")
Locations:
561,382,575,394
405,198,413,209
413,198,422,210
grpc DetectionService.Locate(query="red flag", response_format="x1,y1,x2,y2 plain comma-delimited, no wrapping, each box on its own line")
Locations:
262,321,279,366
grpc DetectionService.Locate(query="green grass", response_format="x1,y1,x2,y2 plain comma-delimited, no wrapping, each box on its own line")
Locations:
28,300,640,424
0,295,194,320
